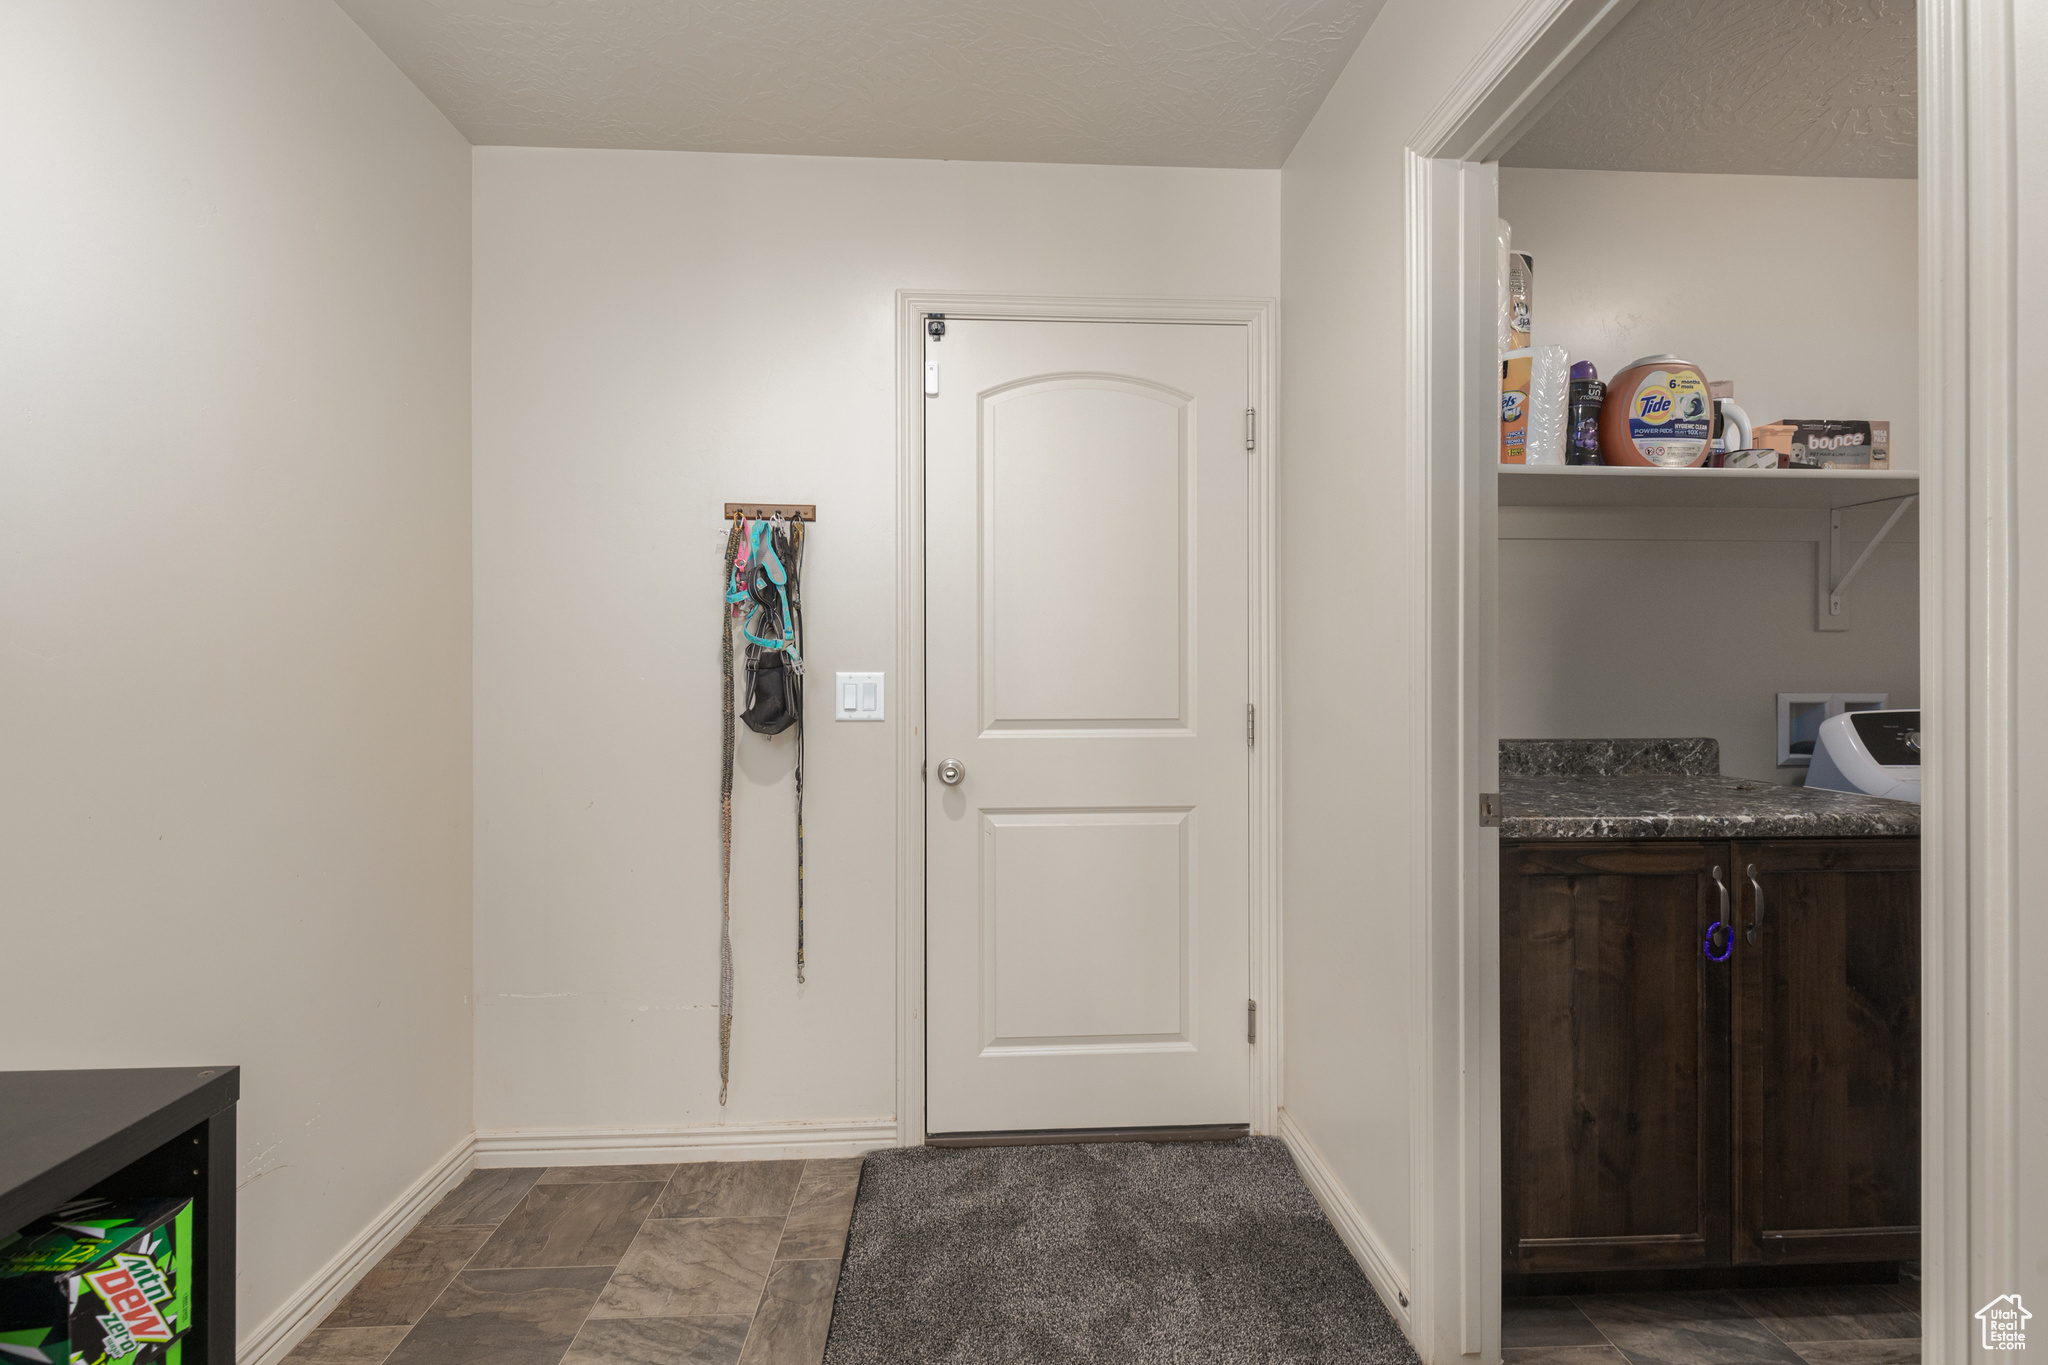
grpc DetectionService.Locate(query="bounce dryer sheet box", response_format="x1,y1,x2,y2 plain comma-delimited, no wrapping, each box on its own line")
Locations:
1755,420,1891,470
0,1198,192,1365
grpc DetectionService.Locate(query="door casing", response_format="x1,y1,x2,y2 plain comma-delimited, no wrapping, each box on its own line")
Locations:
891,291,1280,1150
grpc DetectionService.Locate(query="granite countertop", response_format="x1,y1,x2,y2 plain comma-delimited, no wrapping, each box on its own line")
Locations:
1500,738,1920,841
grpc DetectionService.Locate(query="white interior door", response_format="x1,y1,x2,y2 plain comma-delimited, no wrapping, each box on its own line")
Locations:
924,317,1251,1135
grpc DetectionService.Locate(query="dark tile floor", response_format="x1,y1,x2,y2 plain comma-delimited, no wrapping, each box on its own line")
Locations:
1505,1283,1921,1365
284,1159,864,1365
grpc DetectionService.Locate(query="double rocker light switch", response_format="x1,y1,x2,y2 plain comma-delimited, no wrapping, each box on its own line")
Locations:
835,671,884,721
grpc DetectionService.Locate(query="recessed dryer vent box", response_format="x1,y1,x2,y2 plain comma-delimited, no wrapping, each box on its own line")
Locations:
1778,692,1888,767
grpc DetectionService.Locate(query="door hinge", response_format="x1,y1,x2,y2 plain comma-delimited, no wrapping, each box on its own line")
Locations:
1479,792,1500,827
1247,702,1255,747
1247,999,1257,1044
925,312,946,341
1245,407,1256,451
922,760,927,782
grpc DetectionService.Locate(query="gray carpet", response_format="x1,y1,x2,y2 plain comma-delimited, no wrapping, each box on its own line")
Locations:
820,1137,1421,1365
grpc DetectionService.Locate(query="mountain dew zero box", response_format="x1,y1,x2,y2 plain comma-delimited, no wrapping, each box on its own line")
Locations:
0,1198,192,1365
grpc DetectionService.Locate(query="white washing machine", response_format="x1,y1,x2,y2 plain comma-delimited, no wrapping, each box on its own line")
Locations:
1806,708,1921,802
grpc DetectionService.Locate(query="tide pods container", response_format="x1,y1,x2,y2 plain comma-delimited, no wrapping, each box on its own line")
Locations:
1599,354,1714,467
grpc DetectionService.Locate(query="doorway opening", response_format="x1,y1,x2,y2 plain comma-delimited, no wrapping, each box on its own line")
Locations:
1401,0,2005,1361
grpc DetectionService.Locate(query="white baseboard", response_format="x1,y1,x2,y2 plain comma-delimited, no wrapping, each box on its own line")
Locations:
1278,1106,1413,1336
238,1132,476,1365
472,1118,899,1166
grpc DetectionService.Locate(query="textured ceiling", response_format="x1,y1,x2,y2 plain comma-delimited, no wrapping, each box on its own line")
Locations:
334,0,1383,168
1503,0,1916,178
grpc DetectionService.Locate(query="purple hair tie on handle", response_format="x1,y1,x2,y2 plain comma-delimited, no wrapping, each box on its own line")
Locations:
1703,921,1734,962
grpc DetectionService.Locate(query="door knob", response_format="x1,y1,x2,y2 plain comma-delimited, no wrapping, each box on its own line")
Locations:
937,758,966,786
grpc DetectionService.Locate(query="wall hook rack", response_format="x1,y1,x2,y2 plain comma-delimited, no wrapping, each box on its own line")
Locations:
725,503,816,523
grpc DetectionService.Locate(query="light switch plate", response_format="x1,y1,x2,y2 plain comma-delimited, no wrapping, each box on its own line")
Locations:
834,671,884,721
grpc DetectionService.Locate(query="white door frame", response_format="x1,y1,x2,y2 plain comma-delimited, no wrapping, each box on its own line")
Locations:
891,290,1281,1146
1404,3,2019,1363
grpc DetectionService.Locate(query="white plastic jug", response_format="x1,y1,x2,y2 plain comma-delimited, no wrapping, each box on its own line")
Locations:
1716,399,1752,455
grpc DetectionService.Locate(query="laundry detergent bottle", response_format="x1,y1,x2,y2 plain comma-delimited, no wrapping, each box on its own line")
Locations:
1599,354,1714,467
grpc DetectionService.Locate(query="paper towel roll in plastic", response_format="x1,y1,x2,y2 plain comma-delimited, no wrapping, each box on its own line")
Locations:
1526,345,1569,466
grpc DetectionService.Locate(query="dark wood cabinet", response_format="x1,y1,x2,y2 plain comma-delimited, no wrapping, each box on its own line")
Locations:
1500,842,1731,1274
1731,841,1921,1264
1500,838,1918,1277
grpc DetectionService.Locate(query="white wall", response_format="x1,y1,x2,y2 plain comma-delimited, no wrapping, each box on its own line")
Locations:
1277,0,1526,1308
1497,515,1917,782
471,148,1279,1135
0,0,473,1344
1500,169,1919,467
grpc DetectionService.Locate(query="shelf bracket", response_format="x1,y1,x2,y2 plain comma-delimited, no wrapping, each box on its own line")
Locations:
1817,495,1915,631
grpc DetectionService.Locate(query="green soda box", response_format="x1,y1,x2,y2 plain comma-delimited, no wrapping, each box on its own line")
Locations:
0,1198,192,1365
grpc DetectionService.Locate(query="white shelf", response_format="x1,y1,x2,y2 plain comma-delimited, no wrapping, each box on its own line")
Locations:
1499,464,1919,511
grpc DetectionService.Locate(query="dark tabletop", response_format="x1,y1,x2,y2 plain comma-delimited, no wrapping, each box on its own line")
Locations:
0,1066,238,1237
1501,772,1921,840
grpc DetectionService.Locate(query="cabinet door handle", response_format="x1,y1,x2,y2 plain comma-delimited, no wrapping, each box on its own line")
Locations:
1704,866,1734,962
1746,864,1765,944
